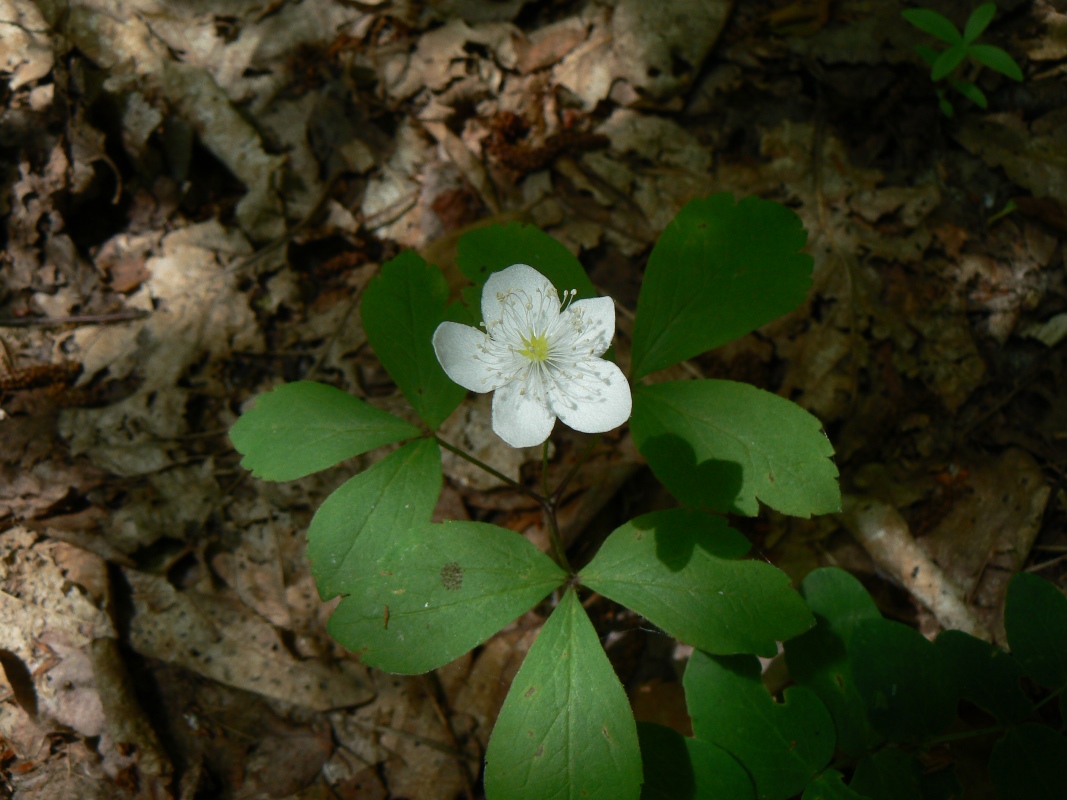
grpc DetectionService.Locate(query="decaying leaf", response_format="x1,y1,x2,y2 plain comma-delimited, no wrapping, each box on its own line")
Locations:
125,570,372,711
0,528,112,739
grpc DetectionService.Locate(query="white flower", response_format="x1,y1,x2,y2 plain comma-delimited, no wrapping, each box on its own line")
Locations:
433,264,632,448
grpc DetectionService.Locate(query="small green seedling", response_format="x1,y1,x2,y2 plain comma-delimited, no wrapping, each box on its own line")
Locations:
902,2,1023,116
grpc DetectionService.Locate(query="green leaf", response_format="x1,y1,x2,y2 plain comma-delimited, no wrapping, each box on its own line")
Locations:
851,750,959,800
849,749,924,800
851,618,957,742
950,79,988,108
579,510,814,658
901,9,962,45
230,381,421,481
485,588,642,800
457,222,598,314
630,194,813,379
935,629,1032,724
931,43,968,80
1005,571,1067,691
914,45,939,67
785,568,884,756
361,251,467,429
990,724,1067,800
802,769,868,800
685,651,834,800
637,722,754,800
631,380,840,517
920,769,963,800
938,93,955,117
968,44,1024,80
327,520,565,674
962,3,996,43
638,723,696,800
307,439,441,600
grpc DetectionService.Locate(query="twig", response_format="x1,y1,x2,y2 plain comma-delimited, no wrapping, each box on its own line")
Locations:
839,494,991,640
0,310,151,328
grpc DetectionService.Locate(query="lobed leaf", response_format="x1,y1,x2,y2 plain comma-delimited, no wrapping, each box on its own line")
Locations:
849,749,926,800
630,194,813,379
851,618,957,742
850,749,959,799
990,724,1067,800
361,251,467,429
631,380,840,517
901,8,962,45
579,510,814,657
327,520,565,674
485,588,642,800
935,629,1031,724
637,722,754,800
1005,571,1067,691
307,438,441,600
230,381,420,481
784,568,884,756
684,651,834,800
801,770,868,800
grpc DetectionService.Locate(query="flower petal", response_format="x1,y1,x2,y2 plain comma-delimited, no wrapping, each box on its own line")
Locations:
492,377,556,448
548,358,631,434
433,322,504,393
565,296,615,358
482,263,556,327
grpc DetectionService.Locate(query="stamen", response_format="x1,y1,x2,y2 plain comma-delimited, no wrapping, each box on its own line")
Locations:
559,288,578,312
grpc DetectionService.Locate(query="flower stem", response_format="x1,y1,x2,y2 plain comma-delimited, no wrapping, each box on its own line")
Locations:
433,435,535,498
433,434,575,573
552,434,601,504
541,441,551,499
540,440,572,573
543,503,572,573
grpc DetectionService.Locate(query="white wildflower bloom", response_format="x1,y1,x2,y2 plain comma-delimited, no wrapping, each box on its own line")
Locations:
433,264,632,448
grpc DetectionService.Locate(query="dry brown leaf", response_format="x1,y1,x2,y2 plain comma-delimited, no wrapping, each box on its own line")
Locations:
0,529,113,739
1025,1,1067,62
513,17,588,74
50,0,286,238
441,618,539,751
333,673,471,800
553,0,731,108
921,449,1050,643
0,0,54,90
125,570,372,711
60,221,261,476
954,112,1067,206
388,19,517,100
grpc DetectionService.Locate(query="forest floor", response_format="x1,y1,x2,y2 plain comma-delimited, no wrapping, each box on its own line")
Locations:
1,0,1065,797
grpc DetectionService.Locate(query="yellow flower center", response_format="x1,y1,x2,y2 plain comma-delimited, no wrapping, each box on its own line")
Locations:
518,332,550,363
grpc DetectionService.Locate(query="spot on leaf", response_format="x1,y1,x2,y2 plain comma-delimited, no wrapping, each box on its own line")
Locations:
440,561,463,591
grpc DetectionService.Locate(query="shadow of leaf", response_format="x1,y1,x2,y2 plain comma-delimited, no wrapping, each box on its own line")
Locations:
641,432,746,514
